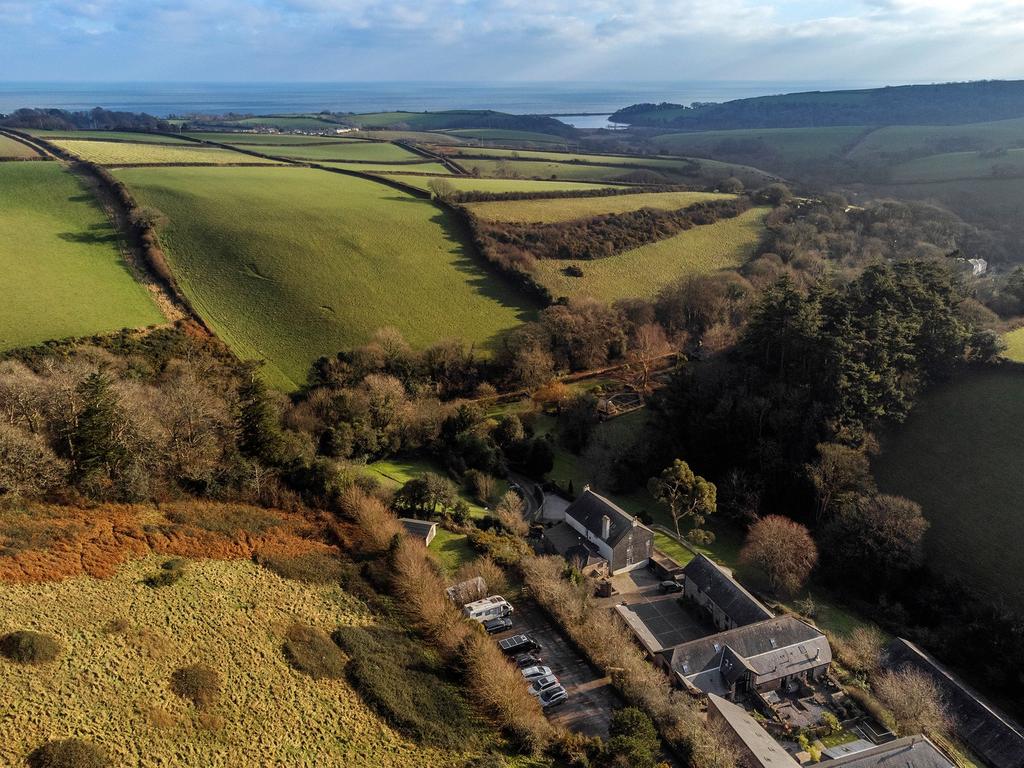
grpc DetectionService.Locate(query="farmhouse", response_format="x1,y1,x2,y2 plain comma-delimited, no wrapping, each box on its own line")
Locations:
707,693,800,768
668,615,831,698
683,553,774,630
544,487,654,575
399,518,438,546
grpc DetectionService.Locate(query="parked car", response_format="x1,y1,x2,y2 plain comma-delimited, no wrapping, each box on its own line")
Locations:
483,616,513,634
528,674,560,696
659,579,684,594
499,634,541,655
514,651,543,668
538,685,568,709
520,665,552,681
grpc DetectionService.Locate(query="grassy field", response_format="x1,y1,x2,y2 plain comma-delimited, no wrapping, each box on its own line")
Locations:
364,457,505,519
461,156,772,187
459,158,641,183
651,126,867,165
442,129,570,145
466,190,734,224
875,368,1024,613
0,163,162,350
322,162,452,175
186,132,365,145
532,206,768,301
429,529,477,575
1002,327,1024,362
0,555,493,767
849,118,1024,161
51,139,279,166
115,166,535,389
355,130,465,145
249,142,422,163
0,134,42,158
392,175,618,193
25,129,194,144
889,148,1024,183
444,147,694,165
227,116,342,129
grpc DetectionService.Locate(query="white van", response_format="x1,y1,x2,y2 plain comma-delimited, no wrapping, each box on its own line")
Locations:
462,595,513,623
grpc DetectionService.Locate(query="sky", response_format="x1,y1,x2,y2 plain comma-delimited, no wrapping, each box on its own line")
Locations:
2,0,1024,83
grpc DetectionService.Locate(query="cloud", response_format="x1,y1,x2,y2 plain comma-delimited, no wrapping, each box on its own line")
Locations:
2,0,1024,82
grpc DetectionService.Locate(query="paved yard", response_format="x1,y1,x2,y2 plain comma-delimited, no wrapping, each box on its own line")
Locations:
494,599,622,737
623,594,710,649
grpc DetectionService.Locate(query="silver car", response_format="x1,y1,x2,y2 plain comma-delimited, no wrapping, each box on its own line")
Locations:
528,674,560,696
520,665,552,681
539,685,568,709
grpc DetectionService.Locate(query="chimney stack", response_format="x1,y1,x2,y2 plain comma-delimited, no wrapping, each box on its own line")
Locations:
601,515,611,540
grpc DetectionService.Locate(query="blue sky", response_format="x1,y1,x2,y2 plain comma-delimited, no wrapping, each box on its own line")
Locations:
2,0,1024,82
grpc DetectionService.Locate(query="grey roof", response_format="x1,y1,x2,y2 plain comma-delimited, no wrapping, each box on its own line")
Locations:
670,615,831,690
683,554,774,626
707,693,800,767
544,521,604,566
827,736,955,768
884,638,1024,768
399,518,437,540
564,488,650,547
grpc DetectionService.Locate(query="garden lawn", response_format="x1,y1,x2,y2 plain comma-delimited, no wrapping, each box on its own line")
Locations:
51,139,277,166
115,166,536,390
875,368,1024,613
0,163,162,351
429,529,477,574
364,457,505,519
1003,327,1024,362
466,190,735,224
532,206,768,302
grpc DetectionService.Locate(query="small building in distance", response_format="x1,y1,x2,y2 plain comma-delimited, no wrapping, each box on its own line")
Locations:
545,486,654,575
707,693,800,768
399,518,438,546
683,553,774,630
668,615,832,698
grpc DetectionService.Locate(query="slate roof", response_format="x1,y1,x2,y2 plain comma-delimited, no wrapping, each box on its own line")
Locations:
399,518,437,541
707,693,800,768
544,521,604,566
683,553,774,626
884,638,1024,768
564,488,650,546
827,735,955,768
670,615,831,692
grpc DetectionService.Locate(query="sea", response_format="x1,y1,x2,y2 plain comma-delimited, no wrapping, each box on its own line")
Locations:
0,81,881,127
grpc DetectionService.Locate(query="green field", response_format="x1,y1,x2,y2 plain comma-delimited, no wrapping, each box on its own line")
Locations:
25,129,194,144
51,139,279,166
890,148,1024,183
0,134,40,158
1003,327,1024,362
227,115,342,129
459,158,640,182
251,142,422,162
652,126,867,165
849,118,1024,161
355,130,465,145
445,147,692,166
443,129,569,145
875,368,1024,613
531,206,767,301
466,190,734,224
186,132,364,145
364,457,505,519
323,162,452,175
392,175,619,193
429,529,477,574
0,163,162,350
114,166,536,389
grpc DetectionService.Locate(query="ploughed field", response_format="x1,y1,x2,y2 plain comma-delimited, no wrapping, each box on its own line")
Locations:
530,205,769,302
0,162,162,350
113,166,537,390
875,368,1024,613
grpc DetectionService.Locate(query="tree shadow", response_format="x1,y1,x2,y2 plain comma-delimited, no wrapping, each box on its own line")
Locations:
58,222,118,245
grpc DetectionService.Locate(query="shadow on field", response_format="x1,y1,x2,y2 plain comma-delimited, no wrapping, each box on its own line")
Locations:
59,222,118,245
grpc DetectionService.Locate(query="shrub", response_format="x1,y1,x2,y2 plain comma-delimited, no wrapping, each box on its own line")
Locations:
454,555,509,598
605,707,661,767
27,739,109,768
874,667,952,738
283,623,347,679
144,558,186,588
170,664,221,709
255,550,349,584
0,630,61,664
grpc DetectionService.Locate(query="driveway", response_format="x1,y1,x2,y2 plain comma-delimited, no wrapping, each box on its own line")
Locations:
494,598,621,737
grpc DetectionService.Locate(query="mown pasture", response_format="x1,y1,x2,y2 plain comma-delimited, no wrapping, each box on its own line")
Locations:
0,134,42,158
0,163,162,350
321,162,452,175
226,115,342,129
364,456,505,519
531,206,768,302
354,130,465,144
889,148,1024,183
185,132,365,145
249,142,422,162
0,556,494,767
651,126,867,166
114,166,537,390
51,139,279,166
875,368,1024,614
1002,327,1024,362
442,128,570,145
391,175,619,193
465,190,734,224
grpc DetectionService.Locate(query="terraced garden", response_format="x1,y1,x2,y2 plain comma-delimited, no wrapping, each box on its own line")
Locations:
0,162,162,350
531,206,768,301
51,139,279,166
114,166,537,390
466,190,734,223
